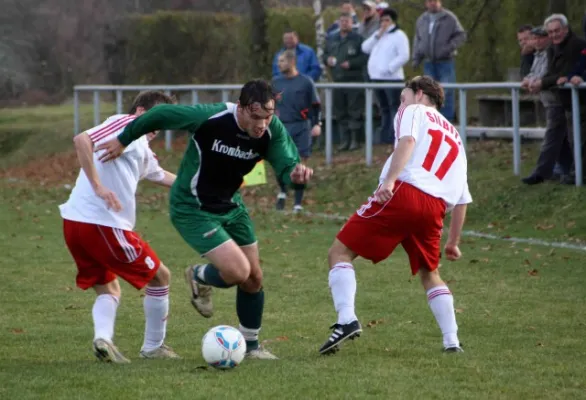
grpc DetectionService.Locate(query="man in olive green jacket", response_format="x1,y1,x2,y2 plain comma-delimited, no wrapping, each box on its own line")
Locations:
324,12,368,151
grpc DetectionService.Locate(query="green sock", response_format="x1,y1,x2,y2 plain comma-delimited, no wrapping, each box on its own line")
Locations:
193,264,233,288
236,287,264,351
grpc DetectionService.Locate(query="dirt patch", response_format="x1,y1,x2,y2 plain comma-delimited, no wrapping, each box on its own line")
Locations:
0,150,79,186
0,135,189,186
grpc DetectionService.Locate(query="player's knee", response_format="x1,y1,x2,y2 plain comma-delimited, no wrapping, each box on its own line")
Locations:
94,279,121,298
328,240,352,267
150,263,171,287
419,268,443,290
240,269,263,293
224,259,251,285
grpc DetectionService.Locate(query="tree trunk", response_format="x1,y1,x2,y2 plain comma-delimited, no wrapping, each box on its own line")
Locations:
313,0,327,82
249,0,269,79
547,0,566,16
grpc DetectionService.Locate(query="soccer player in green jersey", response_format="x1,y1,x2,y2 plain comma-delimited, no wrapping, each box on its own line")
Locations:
97,80,313,359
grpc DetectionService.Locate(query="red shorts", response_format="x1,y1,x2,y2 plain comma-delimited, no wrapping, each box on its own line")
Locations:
63,219,161,290
336,181,447,274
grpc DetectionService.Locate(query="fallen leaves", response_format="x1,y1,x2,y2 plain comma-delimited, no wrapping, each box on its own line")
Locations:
535,223,555,231
11,328,25,334
261,336,289,344
366,318,384,328
528,269,539,276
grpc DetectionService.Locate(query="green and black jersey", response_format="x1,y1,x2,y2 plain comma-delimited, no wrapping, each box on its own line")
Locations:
118,102,300,214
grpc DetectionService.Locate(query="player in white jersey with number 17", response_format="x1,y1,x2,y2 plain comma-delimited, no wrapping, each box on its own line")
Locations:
59,91,179,363
319,76,472,355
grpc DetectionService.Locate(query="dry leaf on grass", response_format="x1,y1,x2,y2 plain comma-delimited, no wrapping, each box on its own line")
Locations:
528,269,539,276
11,328,25,334
262,336,289,344
366,318,384,328
535,224,555,231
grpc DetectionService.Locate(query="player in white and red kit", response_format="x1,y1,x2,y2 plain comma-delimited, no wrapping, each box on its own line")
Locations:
319,76,471,355
59,91,179,363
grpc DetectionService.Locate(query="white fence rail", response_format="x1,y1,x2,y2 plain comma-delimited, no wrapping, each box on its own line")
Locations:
73,82,586,187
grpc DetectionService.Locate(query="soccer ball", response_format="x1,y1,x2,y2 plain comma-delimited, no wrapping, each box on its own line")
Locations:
201,325,247,369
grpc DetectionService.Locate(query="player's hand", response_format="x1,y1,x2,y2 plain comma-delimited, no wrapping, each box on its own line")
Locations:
444,243,462,261
340,61,350,69
327,56,336,67
373,180,394,204
94,184,122,212
556,76,568,86
570,75,584,86
311,124,322,137
520,78,530,89
290,164,313,184
95,138,126,162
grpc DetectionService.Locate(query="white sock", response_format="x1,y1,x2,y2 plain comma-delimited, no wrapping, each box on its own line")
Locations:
92,294,119,342
239,325,261,343
427,286,459,348
141,286,169,352
329,263,357,325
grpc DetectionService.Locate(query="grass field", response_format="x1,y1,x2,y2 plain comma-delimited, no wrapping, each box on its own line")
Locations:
1,105,586,399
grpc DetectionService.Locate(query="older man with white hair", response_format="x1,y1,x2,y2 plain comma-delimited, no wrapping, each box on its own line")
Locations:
531,14,586,184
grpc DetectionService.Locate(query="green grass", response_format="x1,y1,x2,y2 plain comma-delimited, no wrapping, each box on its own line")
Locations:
1,105,586,399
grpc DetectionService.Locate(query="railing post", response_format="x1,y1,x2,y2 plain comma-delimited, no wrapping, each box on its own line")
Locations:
165,90,172,151
93,91,100,126
458,89,467,148
73,89,80,135
365,88,373,166
325,88,333,165
511,88,521,176
571,86,583,187
116,90,123,114
191,90,198,105
221,90,229,103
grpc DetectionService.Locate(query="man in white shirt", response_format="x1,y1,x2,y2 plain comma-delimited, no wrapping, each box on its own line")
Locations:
361,8,410,144
319,76,470,356
59,91,178,363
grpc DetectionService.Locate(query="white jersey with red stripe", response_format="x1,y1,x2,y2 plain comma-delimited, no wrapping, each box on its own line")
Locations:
380,104,472,209
59,114,165,231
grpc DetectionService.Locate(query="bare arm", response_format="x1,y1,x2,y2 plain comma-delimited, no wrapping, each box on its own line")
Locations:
374,136,416,203
73,133,122,211
73,133,100,189
447,204,467,246
150,170,176,188
382,136,415,183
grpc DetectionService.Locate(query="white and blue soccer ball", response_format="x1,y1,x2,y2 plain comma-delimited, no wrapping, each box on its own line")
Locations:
201,325,247,369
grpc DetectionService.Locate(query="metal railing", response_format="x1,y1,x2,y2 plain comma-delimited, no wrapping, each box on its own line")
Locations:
73,82,586,187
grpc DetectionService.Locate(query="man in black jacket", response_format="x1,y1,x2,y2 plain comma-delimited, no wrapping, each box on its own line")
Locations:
530,14,586,184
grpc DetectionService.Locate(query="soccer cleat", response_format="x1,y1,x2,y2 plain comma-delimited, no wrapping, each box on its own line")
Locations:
293,204,303,213
276,193,286,211
184,265,213,318
319,320,362,355
140,343,181,359
245,346,279,360
443,346,464,353
93,339,131,364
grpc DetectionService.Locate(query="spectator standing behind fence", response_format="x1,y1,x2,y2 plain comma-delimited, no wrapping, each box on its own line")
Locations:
532,14,586,185
272,50,322,212
412,0,466,122
521,26,572,185
324,12,367,151
362,8,409,145
517,25,536,78
358,1,380,40
272,30,322,82
327,2,360,37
